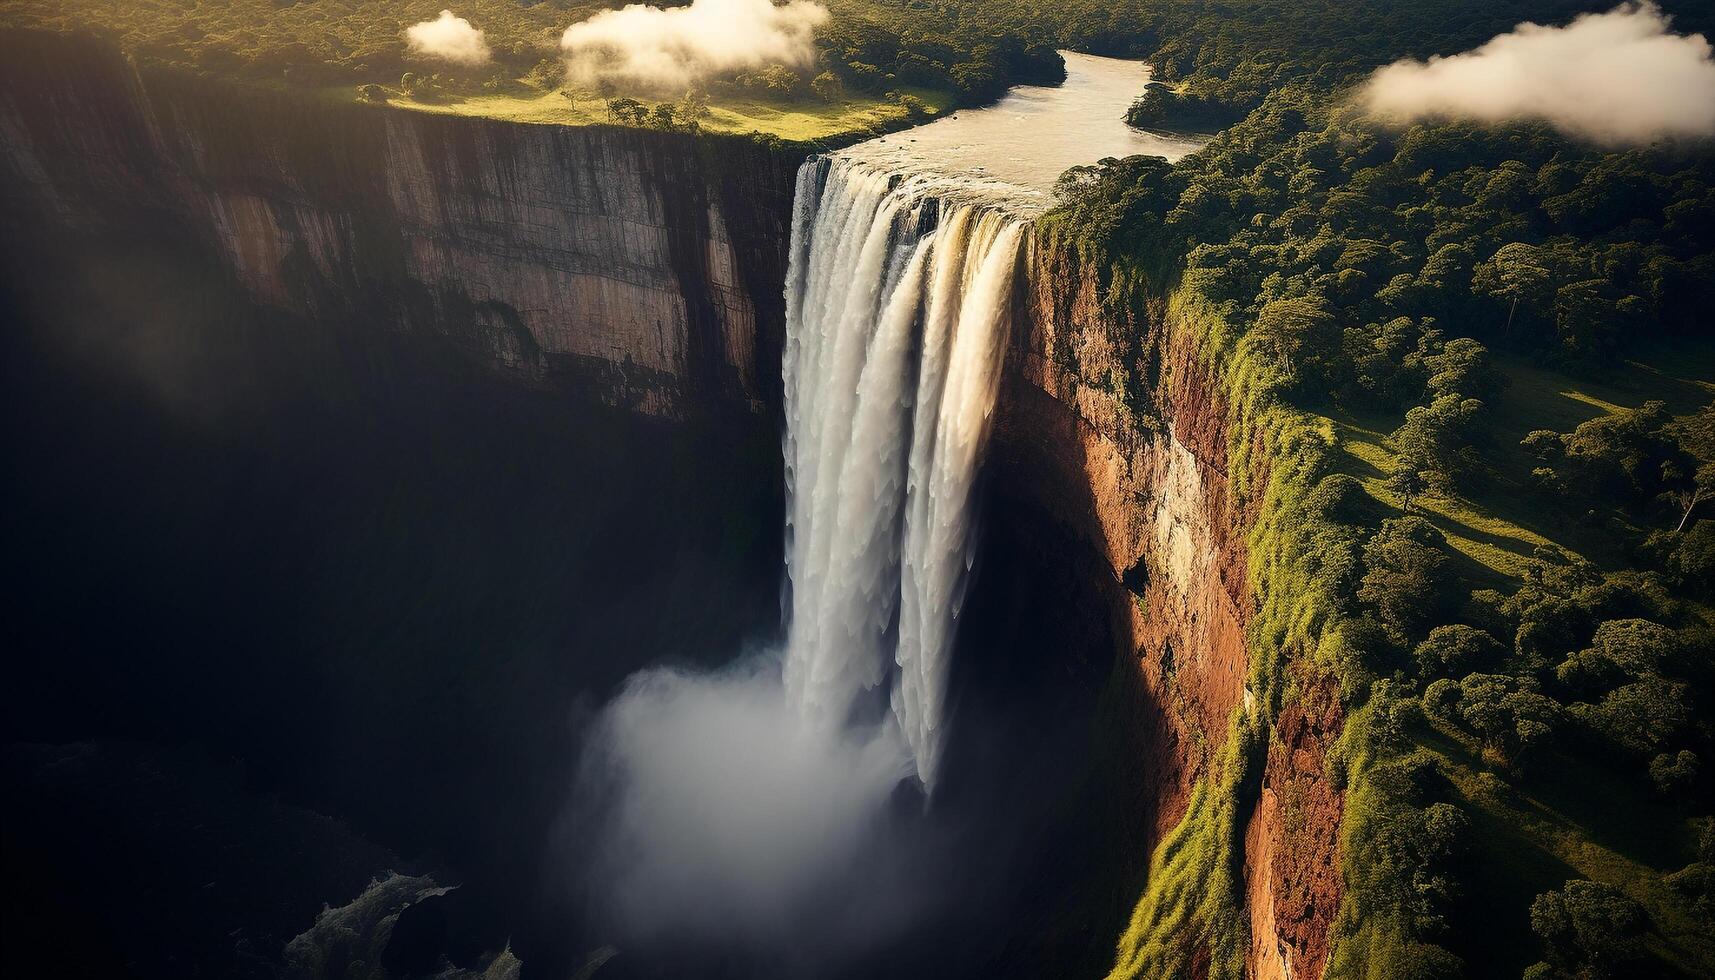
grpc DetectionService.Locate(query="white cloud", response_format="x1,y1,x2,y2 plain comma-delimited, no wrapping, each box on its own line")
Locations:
405,10,491,66
560,0,829,93
1361,2,1715,145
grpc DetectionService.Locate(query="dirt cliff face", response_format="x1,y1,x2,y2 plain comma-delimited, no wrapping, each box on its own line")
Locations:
1000,240,1256,847
1245,672,1344,980
996,240,1344,979
0,30,796,419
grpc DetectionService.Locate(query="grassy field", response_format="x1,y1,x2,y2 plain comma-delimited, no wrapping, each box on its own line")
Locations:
1331,340,1715,584
0,0,983,144
364,84,955,144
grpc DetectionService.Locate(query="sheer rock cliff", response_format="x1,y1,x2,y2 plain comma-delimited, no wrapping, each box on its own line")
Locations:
0,30,793,419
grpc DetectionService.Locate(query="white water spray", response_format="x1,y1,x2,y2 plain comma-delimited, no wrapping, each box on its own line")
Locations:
782,156,1025,790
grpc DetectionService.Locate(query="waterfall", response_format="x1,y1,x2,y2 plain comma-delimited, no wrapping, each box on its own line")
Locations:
781,156,1025,791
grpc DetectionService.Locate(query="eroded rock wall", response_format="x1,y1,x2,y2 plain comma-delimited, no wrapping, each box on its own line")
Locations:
996,240,1343,980
1245,673,1345,980
999,240,1256,847
0,30,796,419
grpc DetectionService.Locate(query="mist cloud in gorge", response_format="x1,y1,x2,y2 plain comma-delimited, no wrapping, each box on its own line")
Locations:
405,10,491,66
570,651,923,954
1361,2,1715,145
560,0,829,93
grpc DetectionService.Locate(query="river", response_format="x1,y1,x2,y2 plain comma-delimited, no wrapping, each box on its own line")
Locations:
847,52,1206,212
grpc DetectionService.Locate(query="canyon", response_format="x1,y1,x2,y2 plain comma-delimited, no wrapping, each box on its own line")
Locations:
0,30,1340,980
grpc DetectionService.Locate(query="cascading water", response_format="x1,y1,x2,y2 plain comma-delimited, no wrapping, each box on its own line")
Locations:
781,156,1026,791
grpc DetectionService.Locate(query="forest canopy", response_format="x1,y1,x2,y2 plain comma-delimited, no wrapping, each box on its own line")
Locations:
1025,2,1713,978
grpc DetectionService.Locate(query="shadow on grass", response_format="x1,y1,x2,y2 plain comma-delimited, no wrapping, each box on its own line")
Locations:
1420,503,1543,580
1419,721,1713,978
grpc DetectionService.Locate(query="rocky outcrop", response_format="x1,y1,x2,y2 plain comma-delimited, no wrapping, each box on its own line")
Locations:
1245,673,1344,980
0,30,797,419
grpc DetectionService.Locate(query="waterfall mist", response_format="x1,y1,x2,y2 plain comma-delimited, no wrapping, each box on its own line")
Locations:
571,156,1025,958
571,651,920,955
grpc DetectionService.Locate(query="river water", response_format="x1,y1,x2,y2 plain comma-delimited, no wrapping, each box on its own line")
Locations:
845,52,1206,213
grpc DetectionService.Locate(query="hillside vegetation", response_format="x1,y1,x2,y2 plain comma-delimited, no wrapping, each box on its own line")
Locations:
1036,1,1715,977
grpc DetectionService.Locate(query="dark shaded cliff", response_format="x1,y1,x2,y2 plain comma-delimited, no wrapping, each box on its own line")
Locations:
0,29,799,980
0,29,798,420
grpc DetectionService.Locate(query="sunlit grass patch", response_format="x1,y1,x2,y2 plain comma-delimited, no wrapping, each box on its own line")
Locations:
365,84,954,143
1326,405,1563,582
697,86,953,142
1321,342,1714,585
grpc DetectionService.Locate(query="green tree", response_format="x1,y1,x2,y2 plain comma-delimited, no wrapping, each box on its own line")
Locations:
1529,880,1647,979
1388,455,1429,513
647,103,678,129
811,70,842,102
1553,279,1625,365
1392,394,1486,493
949,61,998,100
1423,337,1503,401
1670,461,1714,532
1414,624,1505,679
1474,242,1553,339
1571,676,1691,757
1555,618,1678,694
1523,429,1564,464
895,92,929,120
1423,677,1461,718
1649,750,1699,796
1560,401,1682,507
1455,673,1561,772
675,87,710,132
604,97,646,125
1359,517,1454,643
755,64,802,97
1249,296,1341,400
1653,519,1715,590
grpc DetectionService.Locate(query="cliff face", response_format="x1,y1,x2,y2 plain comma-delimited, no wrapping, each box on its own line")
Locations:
0,31,795,419
996,242,1344,980
999,244,1255,847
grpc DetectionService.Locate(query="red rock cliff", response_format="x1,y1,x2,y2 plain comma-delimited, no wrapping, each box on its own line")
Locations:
995,239,1344,980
